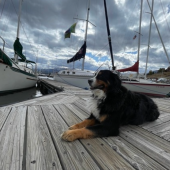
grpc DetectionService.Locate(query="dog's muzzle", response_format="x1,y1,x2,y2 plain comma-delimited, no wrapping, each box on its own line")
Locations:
88,79,104,90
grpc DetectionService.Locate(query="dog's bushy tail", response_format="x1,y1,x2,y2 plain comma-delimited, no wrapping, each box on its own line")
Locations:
146,101,160,122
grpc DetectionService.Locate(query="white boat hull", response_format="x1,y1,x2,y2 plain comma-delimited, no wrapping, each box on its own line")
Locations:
54,70,170,97
54,70,94,89
54,74,93,89
0,63,37,94
122,80,170,97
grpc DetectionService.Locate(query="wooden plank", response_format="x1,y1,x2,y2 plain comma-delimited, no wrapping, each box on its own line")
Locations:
0,107,11,131
65,103,89,120
41,105,101,170
0,106,26,170
40,78,92,98
120,126,170,169
26,106,62,170
153,98,170,113
55,104,135,170
147,120,170,141
140,111,170,129
104,137,167,170
11,92,78,107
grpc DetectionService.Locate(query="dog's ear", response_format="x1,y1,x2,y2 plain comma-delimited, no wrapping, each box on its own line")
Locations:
107,72,121,94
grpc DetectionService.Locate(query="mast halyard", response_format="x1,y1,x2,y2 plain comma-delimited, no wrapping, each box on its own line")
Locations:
82,0,90,71
15,0,23,63
103,0,115,70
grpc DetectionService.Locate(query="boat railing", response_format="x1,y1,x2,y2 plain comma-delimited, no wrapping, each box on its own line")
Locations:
0,36,5,51
0,48,21,69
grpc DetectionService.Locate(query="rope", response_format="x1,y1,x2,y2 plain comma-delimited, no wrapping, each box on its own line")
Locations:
159,0,170,36
10,0,37,58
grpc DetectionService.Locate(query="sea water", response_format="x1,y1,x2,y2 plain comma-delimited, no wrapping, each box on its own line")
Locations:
0,86,43,107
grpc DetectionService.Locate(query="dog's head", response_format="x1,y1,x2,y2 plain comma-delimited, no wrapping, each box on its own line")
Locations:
88,70,121,94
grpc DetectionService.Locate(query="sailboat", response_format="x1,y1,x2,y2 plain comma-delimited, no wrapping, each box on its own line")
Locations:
117,0,170,97
0,0,37,94
54,0,170,97
54,0,94,89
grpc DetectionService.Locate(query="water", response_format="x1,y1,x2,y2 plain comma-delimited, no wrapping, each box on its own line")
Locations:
0,86,43,107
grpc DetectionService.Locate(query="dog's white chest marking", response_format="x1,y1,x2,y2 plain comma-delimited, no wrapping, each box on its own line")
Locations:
86,89,106,119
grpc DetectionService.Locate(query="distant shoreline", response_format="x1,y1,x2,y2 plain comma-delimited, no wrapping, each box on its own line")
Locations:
147,72,170,79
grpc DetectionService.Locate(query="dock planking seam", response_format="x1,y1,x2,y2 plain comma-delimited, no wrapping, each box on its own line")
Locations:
120,126,170,169
0,107,12,132
26,105,62,169
103,137,167,170
22,106,28,170
39,106,66,170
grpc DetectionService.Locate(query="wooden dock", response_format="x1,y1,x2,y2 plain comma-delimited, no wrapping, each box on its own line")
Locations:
0,78,170,170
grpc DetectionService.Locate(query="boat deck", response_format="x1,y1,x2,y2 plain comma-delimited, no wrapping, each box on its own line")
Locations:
0,78,170,169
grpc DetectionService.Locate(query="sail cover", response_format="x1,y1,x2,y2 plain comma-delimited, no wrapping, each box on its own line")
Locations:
13,38,26,61
117,60,139,72
67,42,86,63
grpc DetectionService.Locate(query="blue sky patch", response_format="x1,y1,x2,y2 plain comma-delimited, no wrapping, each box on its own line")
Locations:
125,51,137,54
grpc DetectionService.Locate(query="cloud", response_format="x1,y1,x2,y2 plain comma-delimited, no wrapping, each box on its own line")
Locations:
0,0,170,74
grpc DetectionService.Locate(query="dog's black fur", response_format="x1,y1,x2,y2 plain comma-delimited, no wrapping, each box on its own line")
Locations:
61,70,160,141
86,70,160,137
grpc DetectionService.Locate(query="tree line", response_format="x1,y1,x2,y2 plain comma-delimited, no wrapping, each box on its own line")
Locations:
147,67,170,75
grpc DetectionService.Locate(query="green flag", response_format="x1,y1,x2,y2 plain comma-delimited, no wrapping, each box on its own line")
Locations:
64,23,77,38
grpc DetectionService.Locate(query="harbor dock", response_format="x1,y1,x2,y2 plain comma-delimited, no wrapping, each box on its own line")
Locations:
0,78,170,170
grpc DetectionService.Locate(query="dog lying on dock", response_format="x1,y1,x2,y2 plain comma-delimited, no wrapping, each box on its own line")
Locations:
61,70,160,141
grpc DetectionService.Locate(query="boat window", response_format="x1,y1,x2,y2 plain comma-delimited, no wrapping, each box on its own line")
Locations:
62,71,65,74
67,71,70,74
72,72,75,74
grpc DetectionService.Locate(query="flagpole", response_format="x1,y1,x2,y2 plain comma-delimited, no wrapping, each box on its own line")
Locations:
82,0,90,71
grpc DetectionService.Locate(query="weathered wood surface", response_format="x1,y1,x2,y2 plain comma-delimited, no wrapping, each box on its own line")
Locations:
0,106,26,170
0,79,170,169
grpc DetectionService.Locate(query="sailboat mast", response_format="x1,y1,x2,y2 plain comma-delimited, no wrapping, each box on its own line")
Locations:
147,0,170,65
145,0,154,79
137,0,143,77
17,0,22,38
103,0,115,70
15,0,23,63
82,0,90,71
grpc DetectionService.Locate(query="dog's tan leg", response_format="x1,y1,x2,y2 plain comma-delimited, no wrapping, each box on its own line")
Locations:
61,128,95,141
69,119,96,130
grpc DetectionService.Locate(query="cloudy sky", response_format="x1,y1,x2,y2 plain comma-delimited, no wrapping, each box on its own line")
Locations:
0,0,170,73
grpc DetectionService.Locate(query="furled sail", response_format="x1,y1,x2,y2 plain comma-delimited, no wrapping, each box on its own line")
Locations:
13,37,26,61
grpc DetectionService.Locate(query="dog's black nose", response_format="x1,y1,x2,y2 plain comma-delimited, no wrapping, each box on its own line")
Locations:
88,79,93,85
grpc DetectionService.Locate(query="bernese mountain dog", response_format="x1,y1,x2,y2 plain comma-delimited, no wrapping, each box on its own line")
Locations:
61,70,160,141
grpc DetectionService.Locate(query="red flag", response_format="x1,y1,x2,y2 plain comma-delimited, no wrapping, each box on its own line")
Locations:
133,35,137,40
